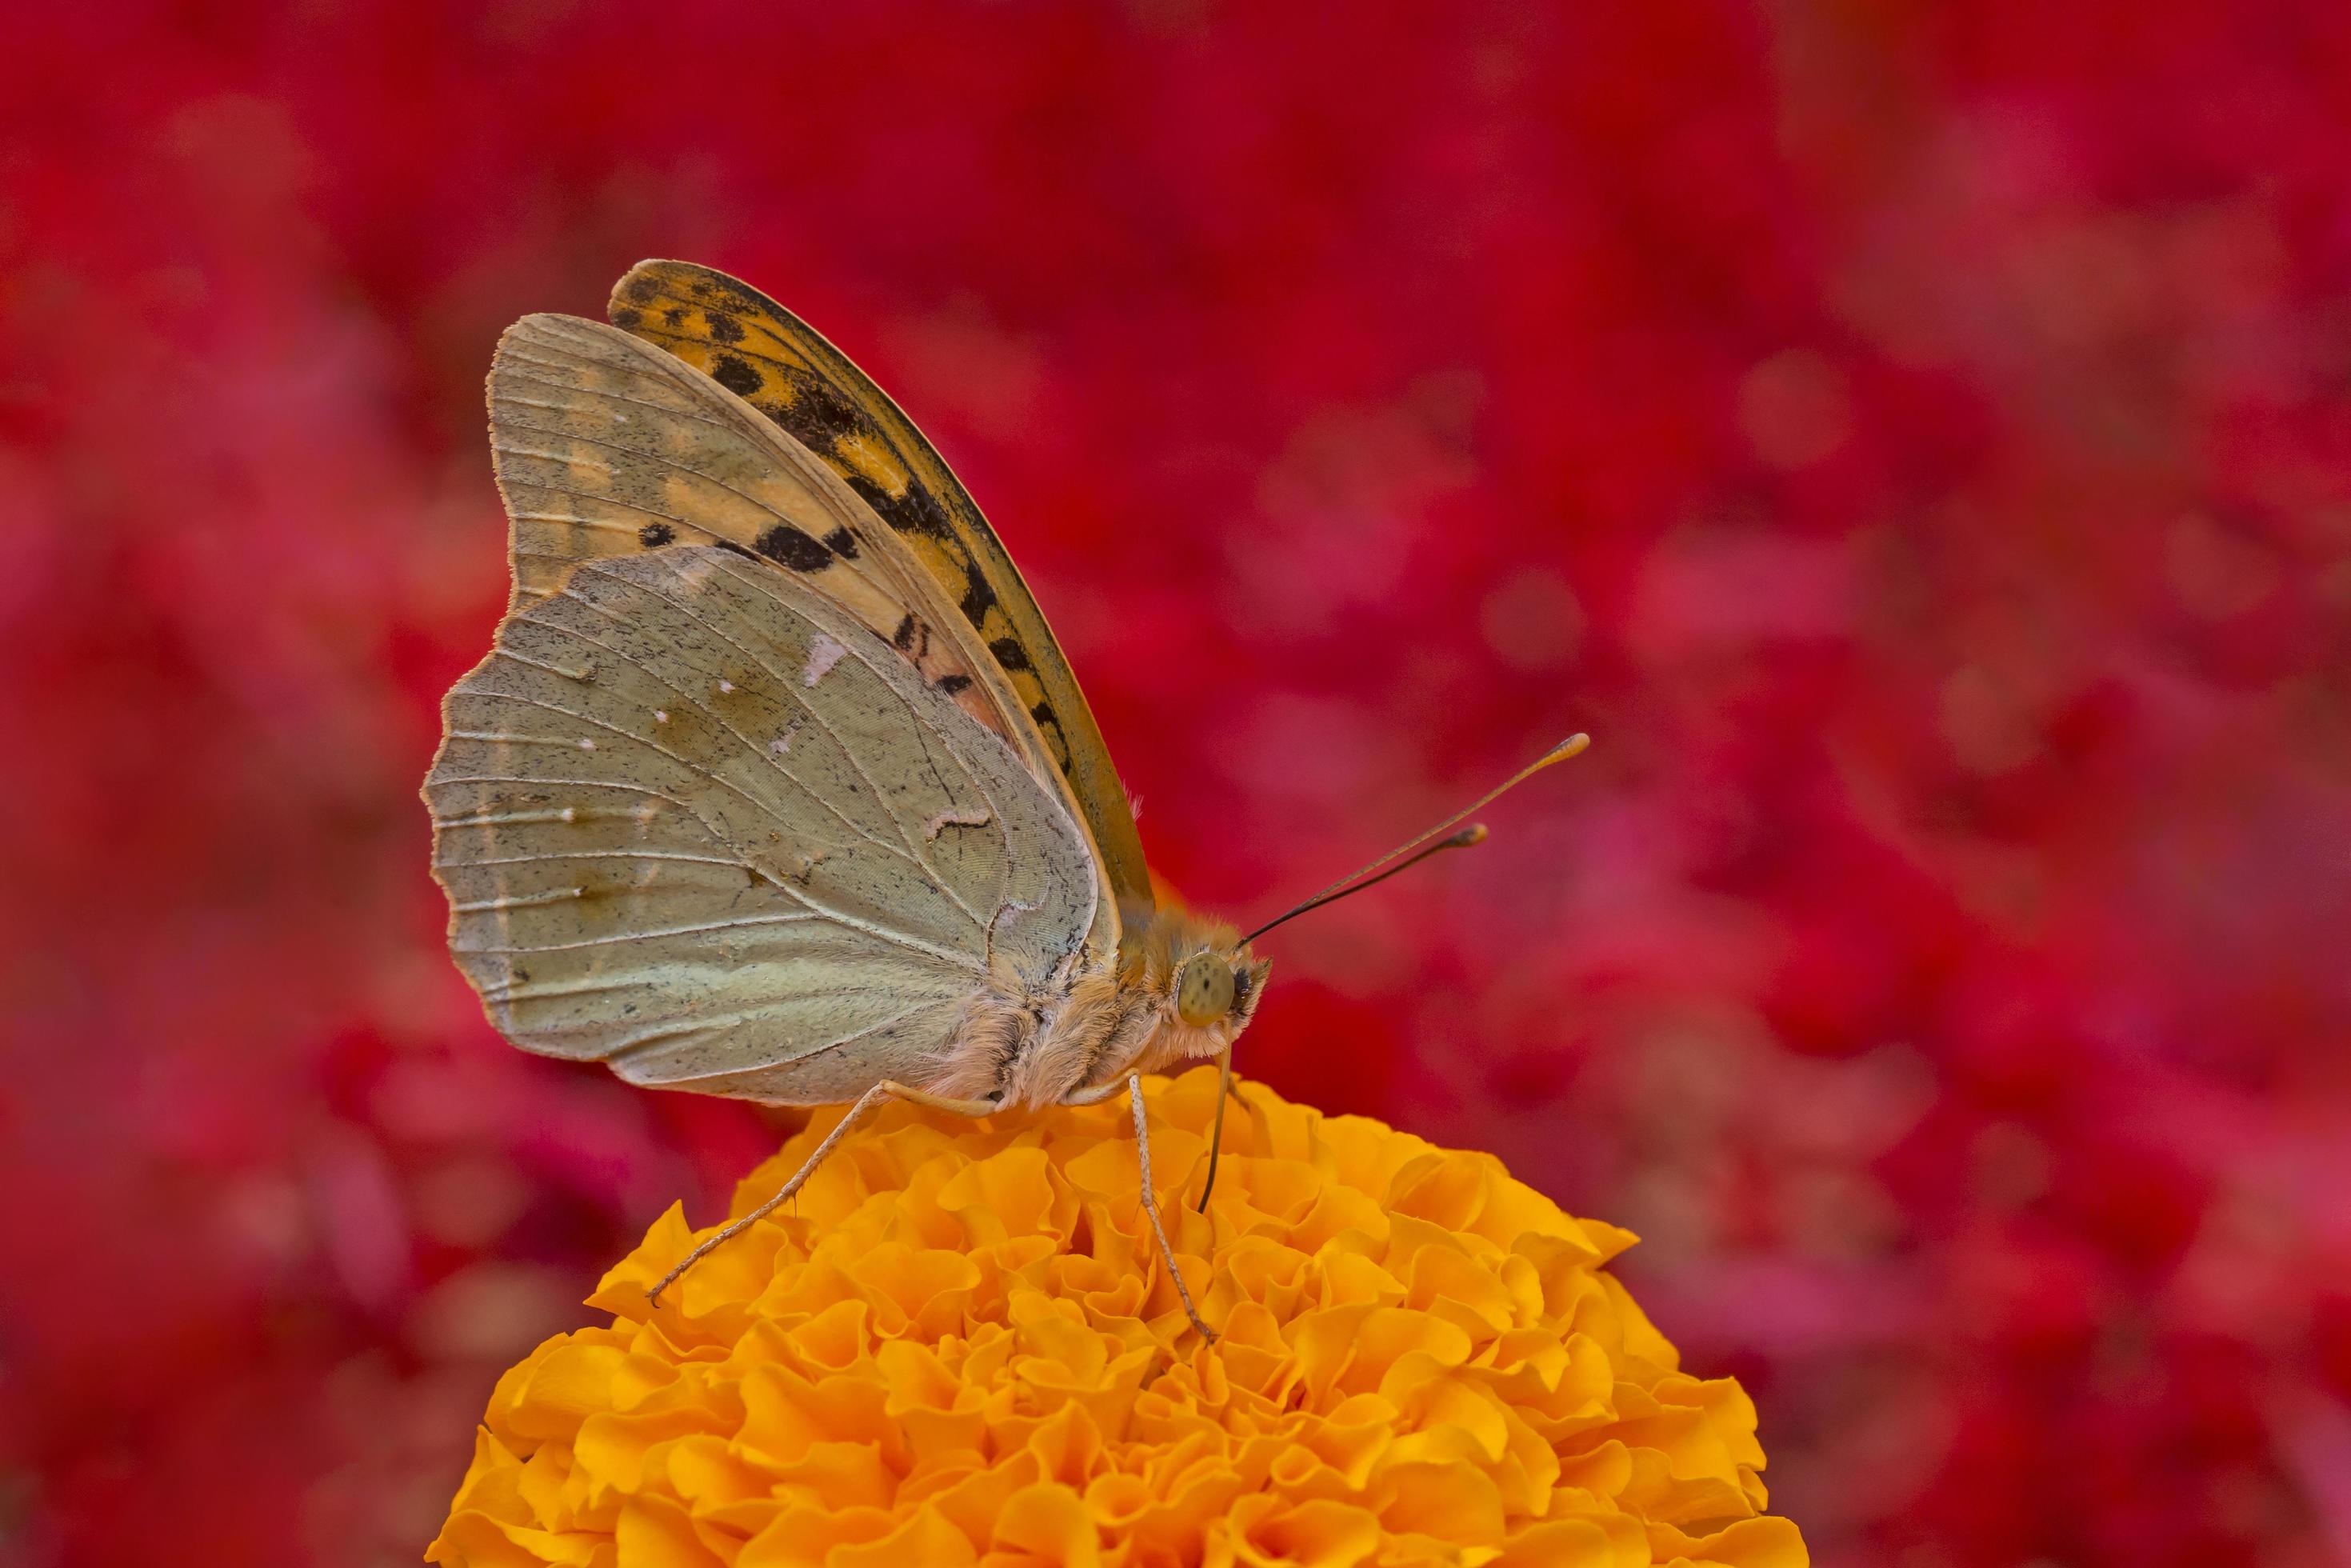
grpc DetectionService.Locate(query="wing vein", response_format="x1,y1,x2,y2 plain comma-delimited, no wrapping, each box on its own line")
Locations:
455,681,981,972
646,553,1009,927
434,848,750,870
495,364,751,440
461,910,827,954
496,400,932,633
427,776,694,808
588,558,999,930
493,426,823,540
520,606,942,886
610,995,948,1083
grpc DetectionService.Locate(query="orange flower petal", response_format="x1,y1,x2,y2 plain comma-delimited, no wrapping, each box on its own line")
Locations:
429,1070,1805,1566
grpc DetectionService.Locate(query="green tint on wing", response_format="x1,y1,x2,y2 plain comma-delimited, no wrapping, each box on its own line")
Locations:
424,546,1099,1105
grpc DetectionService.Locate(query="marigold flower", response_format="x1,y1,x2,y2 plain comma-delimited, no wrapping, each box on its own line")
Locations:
428,1069,1807,1567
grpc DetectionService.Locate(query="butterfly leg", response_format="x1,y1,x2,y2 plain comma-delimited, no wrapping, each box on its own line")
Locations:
646,1079,1002,1305
1126,1073,1217,1343
1058,1076,1130,1107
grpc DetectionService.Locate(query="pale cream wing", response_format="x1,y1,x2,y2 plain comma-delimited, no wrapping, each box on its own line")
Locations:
488,311,1121,959
424,545,1098,1104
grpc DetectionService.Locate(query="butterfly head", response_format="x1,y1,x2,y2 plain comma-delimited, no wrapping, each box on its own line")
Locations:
1121,906,1270,1067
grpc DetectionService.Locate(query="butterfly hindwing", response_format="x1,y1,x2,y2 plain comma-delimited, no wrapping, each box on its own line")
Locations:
607,260,1154,913
426,546,1099,1103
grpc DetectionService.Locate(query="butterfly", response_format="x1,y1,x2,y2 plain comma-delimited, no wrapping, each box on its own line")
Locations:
424,261,1583,1339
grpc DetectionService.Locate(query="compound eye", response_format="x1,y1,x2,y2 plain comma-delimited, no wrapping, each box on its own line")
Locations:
1175,952,1236,1026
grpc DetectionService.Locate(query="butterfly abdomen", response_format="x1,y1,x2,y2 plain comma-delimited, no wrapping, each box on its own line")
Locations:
924,926,1268,1113
924,969,1120,1110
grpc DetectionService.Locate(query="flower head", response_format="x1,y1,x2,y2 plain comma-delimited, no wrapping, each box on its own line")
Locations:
429,1069,1806,1566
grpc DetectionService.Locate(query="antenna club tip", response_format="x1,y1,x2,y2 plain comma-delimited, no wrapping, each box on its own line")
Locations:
1457,823,1490,846
1545,733,1592,764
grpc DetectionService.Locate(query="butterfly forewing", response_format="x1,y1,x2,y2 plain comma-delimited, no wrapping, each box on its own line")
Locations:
489,310,1123,959
426,546,1098,1103
606,261,1154,915
491,315,1012,726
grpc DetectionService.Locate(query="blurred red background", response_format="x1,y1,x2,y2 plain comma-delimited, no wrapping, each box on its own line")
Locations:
6,2,2351,1564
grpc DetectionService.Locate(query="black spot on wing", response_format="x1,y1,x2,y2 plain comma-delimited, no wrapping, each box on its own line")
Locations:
638,522,677,547
988,636,1032,672
710,354,762,398
891,613,918,650
959,565,998,626
622,274,658,306
705,310,745,345
755,526,834,572
662,305,689,326
934,674,974,696
611,306,642,330
819,526,858,559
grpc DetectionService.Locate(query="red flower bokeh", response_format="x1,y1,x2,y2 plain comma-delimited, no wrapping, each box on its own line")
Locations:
5,3,2349,1565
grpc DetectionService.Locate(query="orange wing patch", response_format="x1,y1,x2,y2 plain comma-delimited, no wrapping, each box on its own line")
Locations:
607,260,1154,911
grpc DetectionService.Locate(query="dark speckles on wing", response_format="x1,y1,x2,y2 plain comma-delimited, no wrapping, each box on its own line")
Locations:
754,526,835,572
827,466,958,548
611,306,642,330
704,310,746,345
687,271,771,318
786,377,879,451
638,522,677,547
894,482,958,542
622,274,658,306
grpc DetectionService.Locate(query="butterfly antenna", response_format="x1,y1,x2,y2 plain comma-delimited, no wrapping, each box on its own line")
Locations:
1243,734,1589,943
